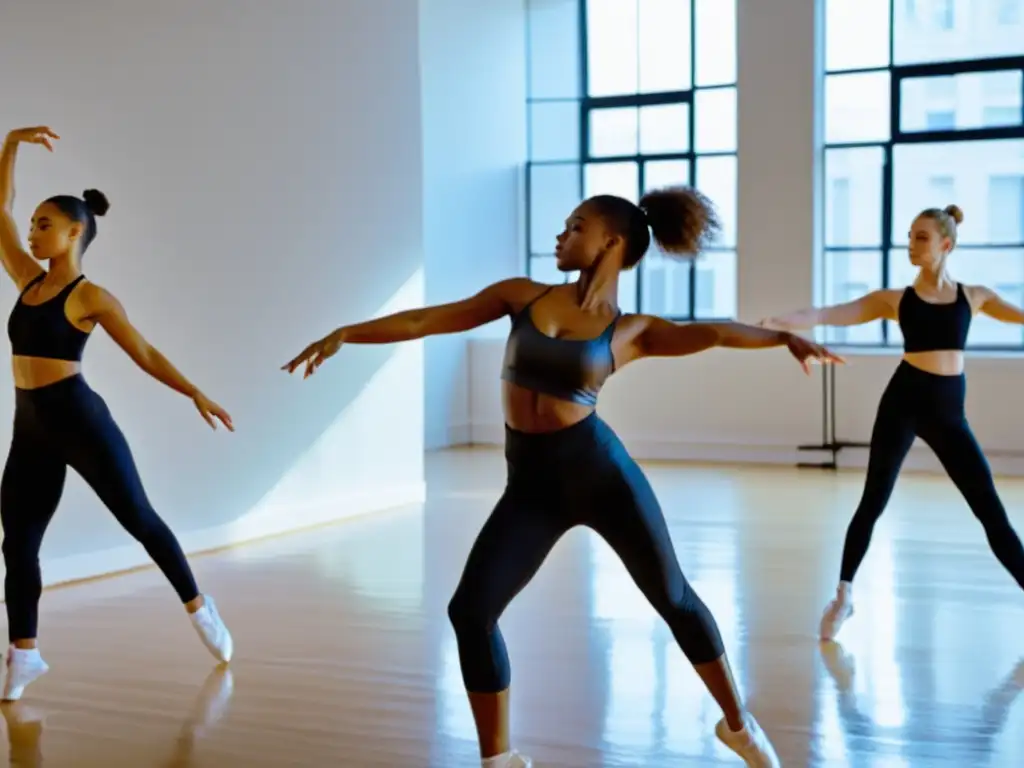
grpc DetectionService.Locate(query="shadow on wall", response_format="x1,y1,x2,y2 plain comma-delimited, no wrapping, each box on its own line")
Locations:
180,262,428,534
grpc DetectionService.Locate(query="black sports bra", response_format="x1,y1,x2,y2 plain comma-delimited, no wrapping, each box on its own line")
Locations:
7,273,92,362
500,287,620,407
898,283,971,353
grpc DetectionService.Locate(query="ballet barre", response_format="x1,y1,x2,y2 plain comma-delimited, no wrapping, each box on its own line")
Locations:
797,361,869,470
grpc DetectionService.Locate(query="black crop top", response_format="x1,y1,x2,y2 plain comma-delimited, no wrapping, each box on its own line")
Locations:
8,273,92,362
898,283,971,353
500,287,620,407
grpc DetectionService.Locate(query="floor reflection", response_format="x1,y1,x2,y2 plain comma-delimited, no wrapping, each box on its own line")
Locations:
0,665,233,768
6,449,1024,766
819,641,1024,767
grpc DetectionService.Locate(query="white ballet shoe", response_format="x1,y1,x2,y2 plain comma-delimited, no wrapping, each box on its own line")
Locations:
189,595,234,663
819,596,854,641
1,647,49,702
715,713,781,767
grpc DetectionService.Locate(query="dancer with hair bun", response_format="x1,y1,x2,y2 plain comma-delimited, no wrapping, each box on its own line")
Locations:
0,127,234,702
287,184,843,767
762,204,1024,642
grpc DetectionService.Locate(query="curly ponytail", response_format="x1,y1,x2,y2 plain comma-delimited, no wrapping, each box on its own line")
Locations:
586,186,722,269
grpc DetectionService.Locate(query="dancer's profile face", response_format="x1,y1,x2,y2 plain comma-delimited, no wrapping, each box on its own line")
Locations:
907,216,951,269
554,203,623,272
27,202,83,261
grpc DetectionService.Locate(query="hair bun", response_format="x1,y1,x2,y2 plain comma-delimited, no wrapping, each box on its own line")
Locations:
943,204,963,225
82,189,110,217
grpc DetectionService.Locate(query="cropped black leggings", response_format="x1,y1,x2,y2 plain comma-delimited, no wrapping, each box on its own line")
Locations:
840,361,1024,588
447,412,725,693
0,375,199,641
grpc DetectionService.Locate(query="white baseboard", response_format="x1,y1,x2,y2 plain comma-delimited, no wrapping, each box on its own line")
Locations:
468,422,1024,477
15,483,426,597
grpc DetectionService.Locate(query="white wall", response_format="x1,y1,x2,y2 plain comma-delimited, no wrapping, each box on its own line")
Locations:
419,0,527,450
468,0,1024,477
0,0,426,589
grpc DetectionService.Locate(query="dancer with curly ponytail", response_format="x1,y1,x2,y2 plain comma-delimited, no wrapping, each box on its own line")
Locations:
286,186,843,767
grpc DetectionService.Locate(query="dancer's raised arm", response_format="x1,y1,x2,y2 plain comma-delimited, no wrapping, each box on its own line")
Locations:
0,127,57,291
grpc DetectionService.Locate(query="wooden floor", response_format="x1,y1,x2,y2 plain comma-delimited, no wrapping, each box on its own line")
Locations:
2,448,1023,767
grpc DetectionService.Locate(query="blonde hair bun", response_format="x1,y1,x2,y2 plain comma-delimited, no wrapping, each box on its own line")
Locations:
943,204,964,225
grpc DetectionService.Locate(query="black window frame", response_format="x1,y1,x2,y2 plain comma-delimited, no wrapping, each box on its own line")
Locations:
525,0,738,322
823,0,1024,350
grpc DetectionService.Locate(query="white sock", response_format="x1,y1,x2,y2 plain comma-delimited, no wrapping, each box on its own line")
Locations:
837,581,853,602
482,752,513,767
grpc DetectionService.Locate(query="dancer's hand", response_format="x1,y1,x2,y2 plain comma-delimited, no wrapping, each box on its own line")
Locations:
783,332,845,375
282,328,345,379
192,392,235,431
5,126,59,151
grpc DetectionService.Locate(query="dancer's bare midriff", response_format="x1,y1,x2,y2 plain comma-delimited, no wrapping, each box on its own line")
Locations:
11,355,82,390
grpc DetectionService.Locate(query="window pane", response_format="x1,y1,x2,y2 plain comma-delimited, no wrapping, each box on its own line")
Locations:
825,72,891,144
644,159,691,191
528,0,581,99
528,255,568,285
639,103,690,154
822,250,884,344
695,0,736,86
887,248,1024,347
993,0,1023,26
825,0,890,71
530,163,581,253
641,252,691,316
695,250,737,318
900,71,1024,133
584,161,640,200
825,146,886,247
988,175,1024,242
696,155,737,248
586,0,639,97
589,107,638,158
891,139,1024,246
894,0,1024,65
530,101,580,162
694,87,737,153
638,0,692,93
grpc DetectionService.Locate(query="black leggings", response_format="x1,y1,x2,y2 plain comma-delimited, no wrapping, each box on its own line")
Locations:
447,412,725,693
1,374,199,641
840,361,1024,588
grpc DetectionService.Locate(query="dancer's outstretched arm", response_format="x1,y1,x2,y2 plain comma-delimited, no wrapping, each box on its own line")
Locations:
0,127,57,291
80,284,234,431
760,290,898,332
626,317,844,374
283,277,535,378
977,287,1024,324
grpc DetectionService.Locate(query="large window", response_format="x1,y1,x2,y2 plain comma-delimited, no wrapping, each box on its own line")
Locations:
525,0,737,319
823,0,1024,348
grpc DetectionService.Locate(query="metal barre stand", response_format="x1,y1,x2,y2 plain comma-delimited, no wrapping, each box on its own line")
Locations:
797,363,870,470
